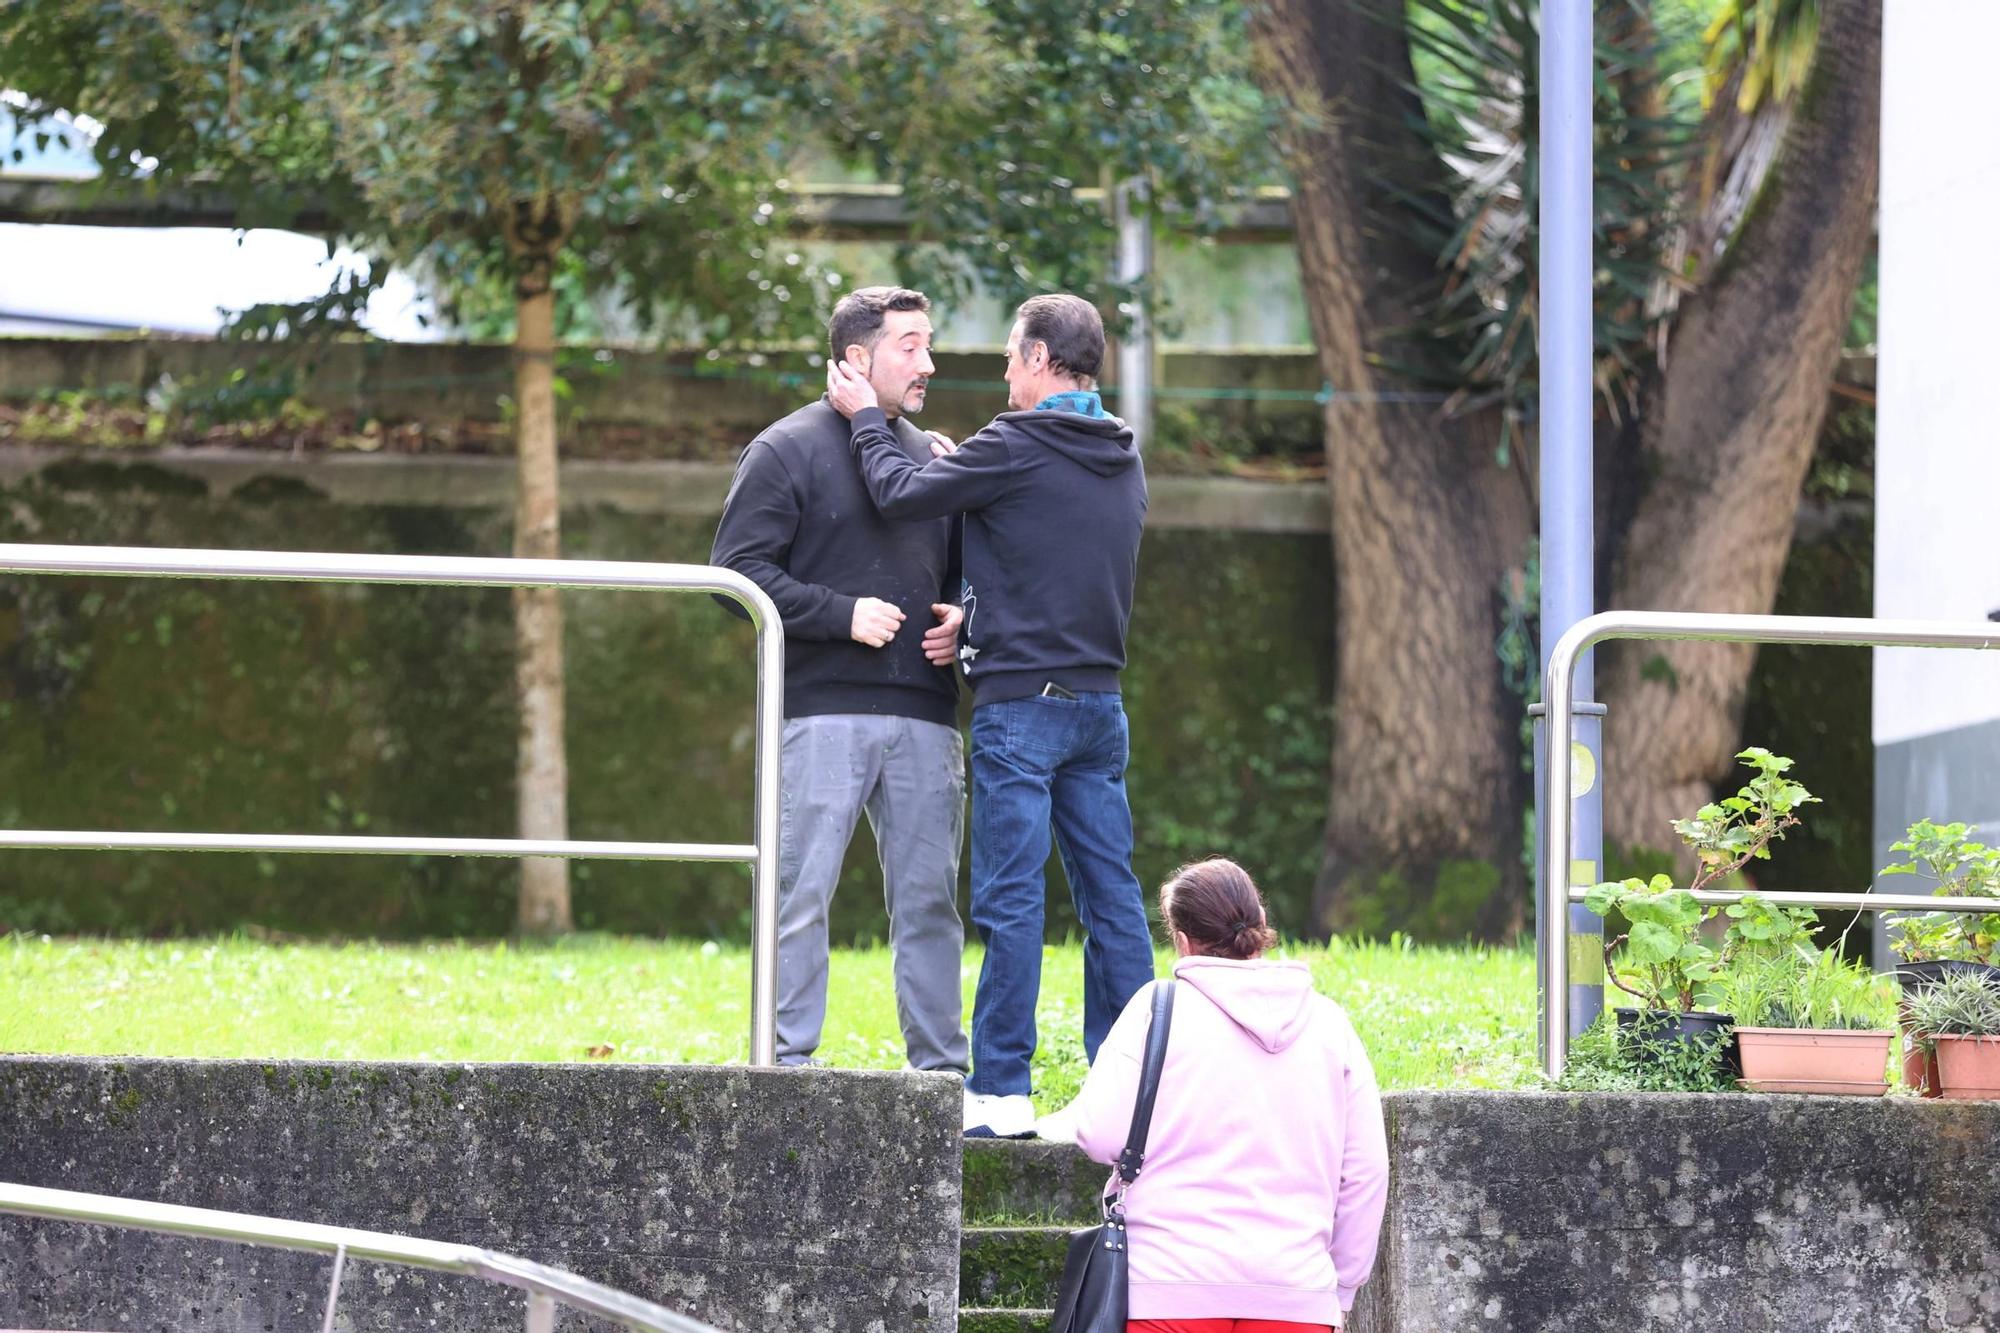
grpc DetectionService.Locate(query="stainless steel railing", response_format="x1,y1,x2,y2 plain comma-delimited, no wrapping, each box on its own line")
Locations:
1541,610,2000,1078
0,542,785,1064
0,1181,721,1333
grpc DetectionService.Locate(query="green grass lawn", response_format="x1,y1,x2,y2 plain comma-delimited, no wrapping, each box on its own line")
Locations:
0,933,1540,1107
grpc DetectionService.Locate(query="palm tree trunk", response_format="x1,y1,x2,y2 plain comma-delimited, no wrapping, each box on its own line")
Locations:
1600,0,1881,862
510,231,572,936
1250,0,1534,939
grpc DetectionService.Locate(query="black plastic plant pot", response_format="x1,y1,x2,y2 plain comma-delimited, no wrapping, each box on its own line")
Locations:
1614,1007,1742,1077
1893,960,2000,996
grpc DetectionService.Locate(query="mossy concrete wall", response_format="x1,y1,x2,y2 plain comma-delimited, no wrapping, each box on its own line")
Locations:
0,336,1324,452
1363,1091,2000,1332
0,461,1335,941
10,1073,1990,1332
0,1057,961,1333
960,1093,2000,1332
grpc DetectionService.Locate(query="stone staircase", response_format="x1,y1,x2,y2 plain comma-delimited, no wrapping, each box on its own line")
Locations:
957,1140,1107,1333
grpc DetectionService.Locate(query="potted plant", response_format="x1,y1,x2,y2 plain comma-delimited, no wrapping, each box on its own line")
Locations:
1880,819,2000,990
1877,820,2000,1093
1585,747,1818,1064
1718,944,1899,1095
1900,970,2000,1099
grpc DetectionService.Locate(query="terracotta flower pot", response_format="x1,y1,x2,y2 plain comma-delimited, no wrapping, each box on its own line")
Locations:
1900,1032,1942,1098
1933,1034,2000,1100
1735,1027,1894,1095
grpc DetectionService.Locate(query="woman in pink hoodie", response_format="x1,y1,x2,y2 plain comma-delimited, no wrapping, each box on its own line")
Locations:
1064,857,1389,1333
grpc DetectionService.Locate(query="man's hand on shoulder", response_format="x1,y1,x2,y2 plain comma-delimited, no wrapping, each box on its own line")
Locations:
850,596,905,648
925,430,957,458
827,361,879,419
923,602,964,666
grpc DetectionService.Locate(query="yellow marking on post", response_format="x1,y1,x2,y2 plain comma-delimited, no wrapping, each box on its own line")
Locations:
1569,742,1598,799
1568,932,1606,982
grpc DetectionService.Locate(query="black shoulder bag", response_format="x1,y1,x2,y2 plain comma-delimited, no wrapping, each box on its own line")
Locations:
1050,979,1176,1333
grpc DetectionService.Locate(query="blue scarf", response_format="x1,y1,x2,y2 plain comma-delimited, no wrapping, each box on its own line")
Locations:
1033,390,1107,418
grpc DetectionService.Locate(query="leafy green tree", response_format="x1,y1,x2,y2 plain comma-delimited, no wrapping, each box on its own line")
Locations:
2,0,1271,935
1,0,846,932
1247,0,1877,936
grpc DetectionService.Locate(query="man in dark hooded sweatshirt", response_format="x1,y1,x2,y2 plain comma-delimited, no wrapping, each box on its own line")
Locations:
828,293,1153,1139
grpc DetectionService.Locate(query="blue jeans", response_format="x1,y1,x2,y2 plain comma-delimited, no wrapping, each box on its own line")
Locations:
967,692,1157,1097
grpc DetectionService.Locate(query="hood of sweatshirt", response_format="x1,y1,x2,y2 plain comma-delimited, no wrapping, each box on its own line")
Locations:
1171,957,1319,1053
994,408,1139,477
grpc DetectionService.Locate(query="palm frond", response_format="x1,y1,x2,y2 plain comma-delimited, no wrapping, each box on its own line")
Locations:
1703,0,1822,113
1397,0,1699,421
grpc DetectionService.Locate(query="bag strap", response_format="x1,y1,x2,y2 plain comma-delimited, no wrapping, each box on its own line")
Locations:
1115,979,1176,1185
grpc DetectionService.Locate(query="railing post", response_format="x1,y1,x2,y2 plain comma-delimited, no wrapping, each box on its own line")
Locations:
747,591,784,1067
1531,701,1607,1049
0,543,786,1067
1541,635,1581,1078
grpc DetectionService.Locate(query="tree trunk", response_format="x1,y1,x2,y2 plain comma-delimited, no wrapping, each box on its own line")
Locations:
1250,0,1534,940
1600,0,1881,863
509,205,573,936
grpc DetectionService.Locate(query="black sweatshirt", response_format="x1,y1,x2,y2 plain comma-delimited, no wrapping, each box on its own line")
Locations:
847,403,1146,707
710,397,959,725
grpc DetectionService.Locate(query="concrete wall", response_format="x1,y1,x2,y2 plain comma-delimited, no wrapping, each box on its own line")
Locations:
0,1058,962,1333
8,1064,1997,1333
0,445,1332,534
964,1092,2000,1333
1364,1091,2000,1331
0,335,1324,448
1873,0,2000,948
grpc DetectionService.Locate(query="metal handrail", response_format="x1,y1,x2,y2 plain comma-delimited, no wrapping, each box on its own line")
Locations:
0,542,785,1065
1541,610,2000,1078
0,1181,720,1333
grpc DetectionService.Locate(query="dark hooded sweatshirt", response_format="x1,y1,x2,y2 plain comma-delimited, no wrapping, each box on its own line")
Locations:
847,402,1147,707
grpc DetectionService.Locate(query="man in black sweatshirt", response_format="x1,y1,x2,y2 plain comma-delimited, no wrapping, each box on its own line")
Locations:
828,293,1154,1139
710,286,969,1075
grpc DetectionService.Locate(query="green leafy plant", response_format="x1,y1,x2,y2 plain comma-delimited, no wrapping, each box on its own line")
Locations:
1718,948,1897,1031
1880,820,2000,964
1554,1011,1736,1093
1668,747,1819,880
1900,971,2000,1045
1586,748,1819,1012
1584,878,1717,1013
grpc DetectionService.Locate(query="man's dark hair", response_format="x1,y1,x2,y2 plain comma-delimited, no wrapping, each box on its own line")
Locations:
1014,293,1104,383
828,286,930,364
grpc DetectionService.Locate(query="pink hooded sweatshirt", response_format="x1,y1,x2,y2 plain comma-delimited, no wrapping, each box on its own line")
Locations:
1069,957,1390,1326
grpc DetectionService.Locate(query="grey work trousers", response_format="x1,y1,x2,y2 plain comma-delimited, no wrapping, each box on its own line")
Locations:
776,713,969,1072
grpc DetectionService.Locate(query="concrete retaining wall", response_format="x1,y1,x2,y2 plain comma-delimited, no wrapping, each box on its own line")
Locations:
964,1092,2000,1333
0,1058,962,1333
8,1061,1993,1332
0,445,1333,533
0,336,1323,446
1360,1091,2000,1331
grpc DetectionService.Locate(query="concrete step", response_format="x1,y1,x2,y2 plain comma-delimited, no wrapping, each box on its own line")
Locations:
959,1225,1072,1310
961,1139,1107,1224
957,1308,1054,1333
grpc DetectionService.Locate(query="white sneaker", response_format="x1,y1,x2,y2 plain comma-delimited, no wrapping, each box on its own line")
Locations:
963,1091,1038,1139
1032,1100,1081,1146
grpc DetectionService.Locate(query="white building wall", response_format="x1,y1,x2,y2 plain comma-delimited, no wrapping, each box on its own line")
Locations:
1873,0,2000,925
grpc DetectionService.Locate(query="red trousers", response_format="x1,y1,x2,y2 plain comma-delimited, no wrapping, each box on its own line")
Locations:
1131,1322,1336,1333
